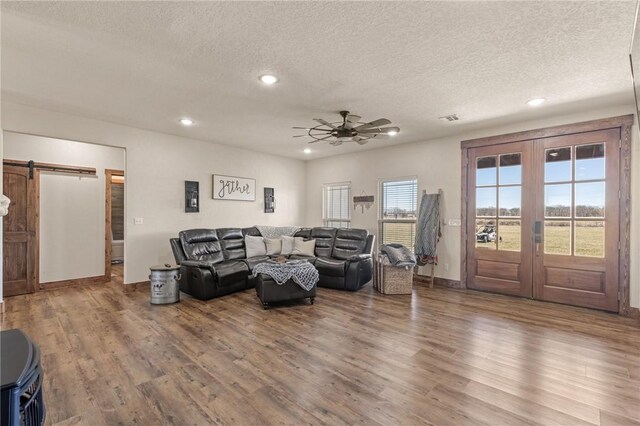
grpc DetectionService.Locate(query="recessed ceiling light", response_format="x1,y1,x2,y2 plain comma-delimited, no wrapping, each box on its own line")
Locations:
259,74,279,85
179,118,194,126
387,130,398,136
527,98,546,107
303,148,312,154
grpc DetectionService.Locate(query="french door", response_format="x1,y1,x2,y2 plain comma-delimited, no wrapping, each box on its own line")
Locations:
466,128,621,312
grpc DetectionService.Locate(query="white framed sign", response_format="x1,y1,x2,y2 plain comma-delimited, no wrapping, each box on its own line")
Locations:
212,174,256,201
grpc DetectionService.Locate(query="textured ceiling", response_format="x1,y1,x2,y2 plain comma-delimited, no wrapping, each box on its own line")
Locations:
1,1,637,160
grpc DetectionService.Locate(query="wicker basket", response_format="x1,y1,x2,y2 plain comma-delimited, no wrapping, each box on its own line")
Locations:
374,254,414,295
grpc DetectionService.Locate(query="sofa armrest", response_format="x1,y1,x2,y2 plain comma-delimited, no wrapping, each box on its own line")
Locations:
348,253,371,262
345,256,374,291
363,234,376,256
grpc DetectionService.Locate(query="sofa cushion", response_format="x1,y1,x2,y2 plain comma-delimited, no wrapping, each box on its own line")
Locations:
242,226,262,237
294,228,312,239
243,256,271,272
217,228,246,260
179,229,224,263
331,229,368,260
214,260,249,287
315,257,347,277
265,238,282,255
292,238,316,257
281,236,298,255
245,235,267,258
311,228,337,258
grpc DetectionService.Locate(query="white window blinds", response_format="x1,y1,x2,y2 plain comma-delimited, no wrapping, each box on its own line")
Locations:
380,178,418,247
324,183,351,228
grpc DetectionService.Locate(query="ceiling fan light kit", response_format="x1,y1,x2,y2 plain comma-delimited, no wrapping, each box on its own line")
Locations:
293,110,399,147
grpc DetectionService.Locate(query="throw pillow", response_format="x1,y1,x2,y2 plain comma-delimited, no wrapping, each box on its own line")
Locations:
245,235,267,258
292,238,316,257
265,238,282,256
281,236,296,255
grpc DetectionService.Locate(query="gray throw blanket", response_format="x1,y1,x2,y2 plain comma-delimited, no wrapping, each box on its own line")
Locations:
415,192,441,266
256,225,300,239
380,244,417,267
252,260,319,291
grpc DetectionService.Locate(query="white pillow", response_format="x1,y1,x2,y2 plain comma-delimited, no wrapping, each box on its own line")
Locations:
245,235,267,258
265,238,282,256
281,236,296,255
292,238,316,257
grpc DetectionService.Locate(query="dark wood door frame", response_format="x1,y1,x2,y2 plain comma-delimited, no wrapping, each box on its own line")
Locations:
105,169,125,282
460,114,635,316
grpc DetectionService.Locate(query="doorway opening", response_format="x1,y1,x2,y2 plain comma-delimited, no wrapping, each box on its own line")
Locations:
105,169,125,285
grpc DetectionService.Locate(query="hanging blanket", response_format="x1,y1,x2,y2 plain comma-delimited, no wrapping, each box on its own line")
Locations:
256,225,300,239
415,192,441,266
252,260,319,291
380,244,417,267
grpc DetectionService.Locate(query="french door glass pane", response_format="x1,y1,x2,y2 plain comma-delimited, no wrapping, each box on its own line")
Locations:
499,186,521,217
574,221,605,257
476,187,497,217
545,184,571,218
575,143,605,181
545,147,572,183
475,219,496,250
499,153,522,185
575,181,605,218
476,156,497,186
544,220,571,255
498,220,520,251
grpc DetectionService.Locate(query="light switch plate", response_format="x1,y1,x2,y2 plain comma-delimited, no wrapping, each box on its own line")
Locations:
448,219,461,227
134,217,144,225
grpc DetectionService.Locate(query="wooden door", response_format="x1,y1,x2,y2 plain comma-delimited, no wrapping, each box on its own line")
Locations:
3,165,39,296
533,129,620,311
466,141,534,297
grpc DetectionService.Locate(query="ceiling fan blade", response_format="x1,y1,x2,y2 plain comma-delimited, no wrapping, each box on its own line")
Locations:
353,118,391,131
380,126,400,134
308,135,334,144
313,118,338,129
344,114,361,129
292,126,311,130
371,133,389,139
358,126,400,135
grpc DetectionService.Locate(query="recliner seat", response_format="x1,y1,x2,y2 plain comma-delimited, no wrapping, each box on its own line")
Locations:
170,226,375,300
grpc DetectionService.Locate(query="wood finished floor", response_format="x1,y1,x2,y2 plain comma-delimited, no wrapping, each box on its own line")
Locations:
2,280,639,426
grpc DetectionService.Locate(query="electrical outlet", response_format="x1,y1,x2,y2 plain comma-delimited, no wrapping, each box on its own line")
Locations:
448,219,461,226
134,217,144,225
444,263,449,271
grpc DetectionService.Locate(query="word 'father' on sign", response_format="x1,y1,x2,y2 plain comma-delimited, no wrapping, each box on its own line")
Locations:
212,174,256,201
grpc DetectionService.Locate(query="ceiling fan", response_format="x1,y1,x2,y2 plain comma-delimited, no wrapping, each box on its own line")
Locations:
293,110,400,146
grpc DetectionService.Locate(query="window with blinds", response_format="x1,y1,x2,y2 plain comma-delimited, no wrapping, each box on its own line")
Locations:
323,183,351,228
379,178,418,247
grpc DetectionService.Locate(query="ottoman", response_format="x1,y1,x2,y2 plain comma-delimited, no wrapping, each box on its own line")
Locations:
255,274,316,309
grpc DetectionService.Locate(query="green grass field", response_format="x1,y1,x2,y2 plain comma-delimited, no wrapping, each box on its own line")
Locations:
382,222,604,257
476,223,604,257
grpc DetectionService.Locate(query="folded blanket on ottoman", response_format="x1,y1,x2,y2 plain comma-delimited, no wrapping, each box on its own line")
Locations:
252,260,319,291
